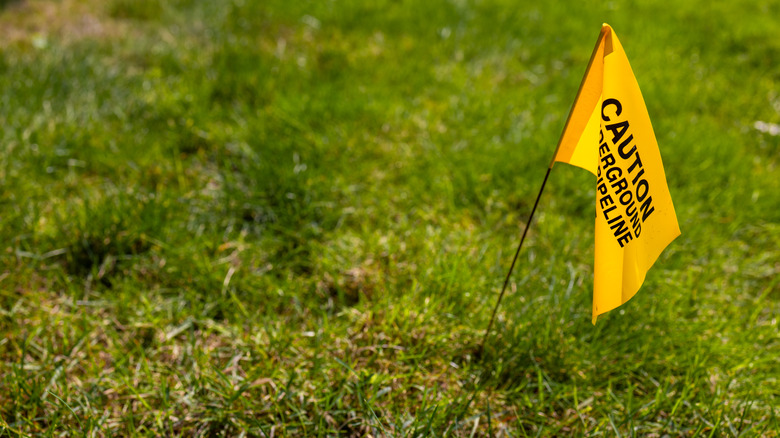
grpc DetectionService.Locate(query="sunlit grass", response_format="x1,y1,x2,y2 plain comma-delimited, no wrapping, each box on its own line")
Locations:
0,0,778,436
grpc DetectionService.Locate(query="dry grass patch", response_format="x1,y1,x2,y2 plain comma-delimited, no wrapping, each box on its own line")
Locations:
0,0,128,48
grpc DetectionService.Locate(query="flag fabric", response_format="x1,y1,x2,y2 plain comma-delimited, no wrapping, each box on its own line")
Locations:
552,24,680,324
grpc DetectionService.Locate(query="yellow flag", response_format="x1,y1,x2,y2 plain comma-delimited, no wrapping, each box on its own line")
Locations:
552,24,680,323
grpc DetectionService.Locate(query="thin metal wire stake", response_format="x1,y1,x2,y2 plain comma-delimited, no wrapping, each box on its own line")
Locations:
478,166,553,358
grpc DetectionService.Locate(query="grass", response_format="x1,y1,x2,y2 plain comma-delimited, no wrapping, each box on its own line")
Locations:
0,0,779,436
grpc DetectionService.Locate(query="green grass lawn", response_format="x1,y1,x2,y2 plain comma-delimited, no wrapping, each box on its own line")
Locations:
1,0,779,436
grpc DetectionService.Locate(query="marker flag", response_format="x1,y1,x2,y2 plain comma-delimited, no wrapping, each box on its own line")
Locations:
552,24,680,323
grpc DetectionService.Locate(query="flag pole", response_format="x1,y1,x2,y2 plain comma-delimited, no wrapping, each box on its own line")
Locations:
478,165,552,358
476,26,608,357
476,26,603,357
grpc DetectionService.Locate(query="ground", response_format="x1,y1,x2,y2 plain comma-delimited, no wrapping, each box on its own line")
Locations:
0,0,779,436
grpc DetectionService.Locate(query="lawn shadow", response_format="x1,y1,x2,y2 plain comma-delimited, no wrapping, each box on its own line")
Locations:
0,0,22,9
